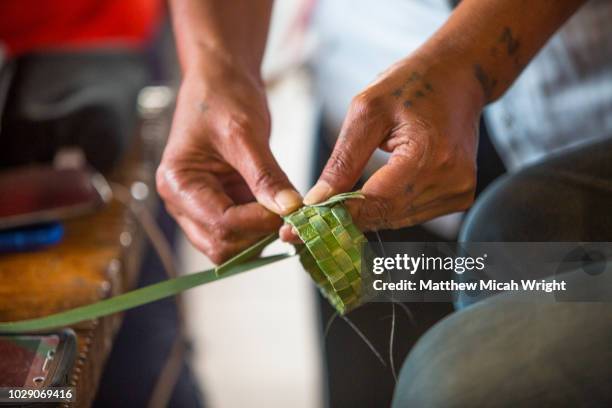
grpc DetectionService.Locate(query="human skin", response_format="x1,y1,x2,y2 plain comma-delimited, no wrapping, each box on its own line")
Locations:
158,0,587,262
157,0,299,263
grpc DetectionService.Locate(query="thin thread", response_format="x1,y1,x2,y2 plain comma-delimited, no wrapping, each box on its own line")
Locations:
340,314,387,368
379,303,417,326
393,300,417,327
324,312,339,338
325,311,386,369
389,302,397,382
375,230,398,383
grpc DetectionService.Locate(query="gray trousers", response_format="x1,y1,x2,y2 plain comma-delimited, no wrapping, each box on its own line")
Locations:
392,137,612,407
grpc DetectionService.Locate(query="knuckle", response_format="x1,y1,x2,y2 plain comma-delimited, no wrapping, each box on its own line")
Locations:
325,149,354,180
437,149,456,168
222,112,269,143
227,115,254,139
397,114,435,134
184,230,215,260
464,178,477,195
195,233,232,264
210,244,235,264
350,92,383,119
207,250,226,265
458,166,477,195
251,163,281,192
207,219,233,241
350,93,370,114
155,162,178,200
458,196,475,211
461,189,476,207
213,112,256,143
411,116,435,133
155,166,168,198
360,196,394,230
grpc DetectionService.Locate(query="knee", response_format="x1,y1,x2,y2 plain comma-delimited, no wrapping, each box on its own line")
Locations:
391,309,495,408
393,301,539,408
460,166,577,242
393,301,612,408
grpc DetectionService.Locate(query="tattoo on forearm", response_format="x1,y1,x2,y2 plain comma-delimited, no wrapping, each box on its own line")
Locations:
473,64,497,102
499,27,520,56
474,26,523,102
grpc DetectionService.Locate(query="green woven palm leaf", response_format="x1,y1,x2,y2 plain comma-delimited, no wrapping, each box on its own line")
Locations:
284,192,366,314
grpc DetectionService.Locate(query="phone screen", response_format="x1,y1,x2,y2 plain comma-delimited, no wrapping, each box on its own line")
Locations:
0,166,109,230
0,334,59,387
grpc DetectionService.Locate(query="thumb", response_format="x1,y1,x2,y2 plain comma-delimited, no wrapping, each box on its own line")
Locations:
304,96,386,204
226,136,302,215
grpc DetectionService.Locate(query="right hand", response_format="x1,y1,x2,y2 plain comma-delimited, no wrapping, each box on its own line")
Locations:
157,61,302,263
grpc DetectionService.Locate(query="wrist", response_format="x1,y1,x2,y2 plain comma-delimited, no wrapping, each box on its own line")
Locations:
404,45,487,114
181,41,264,88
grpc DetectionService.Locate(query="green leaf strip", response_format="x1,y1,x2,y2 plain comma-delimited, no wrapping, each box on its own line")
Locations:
0,254,290,333
215,233,279,276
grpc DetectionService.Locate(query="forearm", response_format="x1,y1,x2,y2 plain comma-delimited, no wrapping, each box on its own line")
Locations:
169,0,274,78
420,0,587,104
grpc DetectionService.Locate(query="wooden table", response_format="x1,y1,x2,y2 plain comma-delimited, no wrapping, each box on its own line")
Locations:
0,86,173,407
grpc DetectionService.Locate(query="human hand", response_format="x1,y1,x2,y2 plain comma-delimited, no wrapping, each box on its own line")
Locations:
282,53,484,240
157,61,302,263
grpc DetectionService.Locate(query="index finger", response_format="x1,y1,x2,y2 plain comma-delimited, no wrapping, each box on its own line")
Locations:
162,170,282,238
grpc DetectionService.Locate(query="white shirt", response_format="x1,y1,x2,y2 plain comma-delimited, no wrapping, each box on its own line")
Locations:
312,0,612,171
486,0,612,169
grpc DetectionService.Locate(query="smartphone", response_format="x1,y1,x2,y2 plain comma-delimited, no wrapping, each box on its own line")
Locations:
0,165,111,230
0,330,77,388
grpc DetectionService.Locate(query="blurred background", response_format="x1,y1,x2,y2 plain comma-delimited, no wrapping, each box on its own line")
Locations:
2,0,610,406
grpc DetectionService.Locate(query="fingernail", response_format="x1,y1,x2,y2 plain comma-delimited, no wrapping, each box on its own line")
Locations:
304,181,333,205
274,189,303,214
